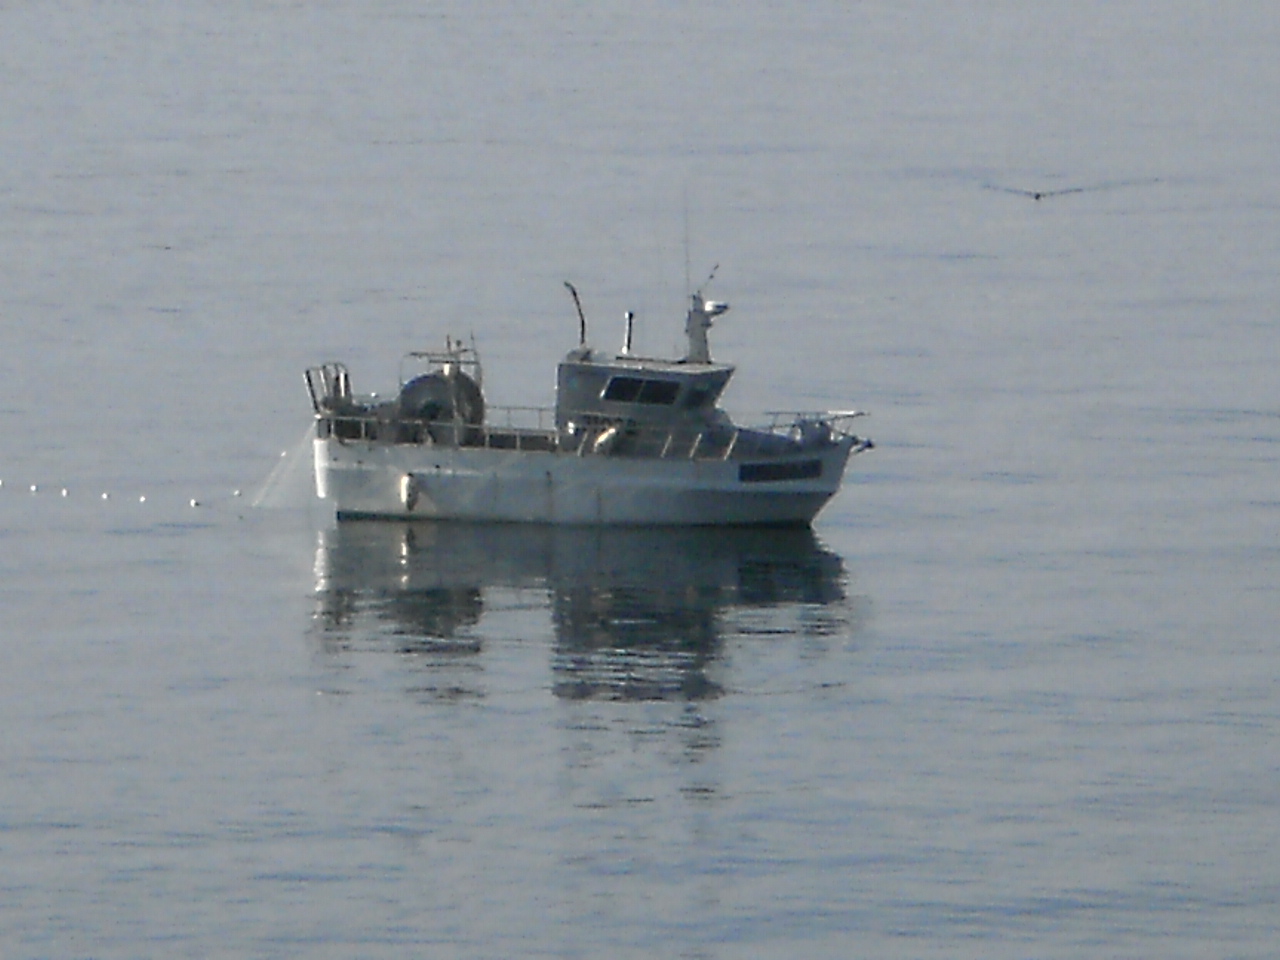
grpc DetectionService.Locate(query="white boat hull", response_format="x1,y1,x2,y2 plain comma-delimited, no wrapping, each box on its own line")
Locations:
314,436,857,526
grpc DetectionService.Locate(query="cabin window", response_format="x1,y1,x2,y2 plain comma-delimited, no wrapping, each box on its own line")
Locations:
683,384,716,409
603,376,679,405
739,459,823,483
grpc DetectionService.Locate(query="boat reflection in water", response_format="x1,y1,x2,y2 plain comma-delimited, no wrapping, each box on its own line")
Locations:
311,521,856,702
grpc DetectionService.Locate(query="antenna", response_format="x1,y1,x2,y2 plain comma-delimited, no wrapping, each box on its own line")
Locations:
683,186,691,297
564,281,587,346
622,311,634,355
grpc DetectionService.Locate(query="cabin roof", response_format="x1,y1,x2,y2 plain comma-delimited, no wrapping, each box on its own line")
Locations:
561,350,735,379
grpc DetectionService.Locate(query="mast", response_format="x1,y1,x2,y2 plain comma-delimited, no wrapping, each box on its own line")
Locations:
683,266,729,363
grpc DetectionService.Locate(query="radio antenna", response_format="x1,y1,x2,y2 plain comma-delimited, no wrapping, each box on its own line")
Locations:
683,185,691,297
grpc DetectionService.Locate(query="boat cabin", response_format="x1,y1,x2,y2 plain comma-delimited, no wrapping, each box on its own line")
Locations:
555,350,734,432
555,290,735,420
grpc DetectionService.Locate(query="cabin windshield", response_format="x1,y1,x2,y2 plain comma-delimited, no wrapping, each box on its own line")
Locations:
602,376,680,405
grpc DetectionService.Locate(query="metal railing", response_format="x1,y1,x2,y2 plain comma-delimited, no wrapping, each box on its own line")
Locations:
314,405,868,461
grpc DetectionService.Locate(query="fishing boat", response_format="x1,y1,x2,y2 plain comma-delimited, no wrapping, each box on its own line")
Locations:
304,279,872,525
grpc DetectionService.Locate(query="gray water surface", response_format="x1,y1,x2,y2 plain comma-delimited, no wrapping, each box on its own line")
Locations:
2,2,1278,957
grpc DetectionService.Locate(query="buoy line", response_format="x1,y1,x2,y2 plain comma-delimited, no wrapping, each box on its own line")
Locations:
1,443,314,516
1,479,250,512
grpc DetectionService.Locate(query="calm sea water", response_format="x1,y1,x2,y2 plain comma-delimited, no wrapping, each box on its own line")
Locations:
3,1,1278,957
